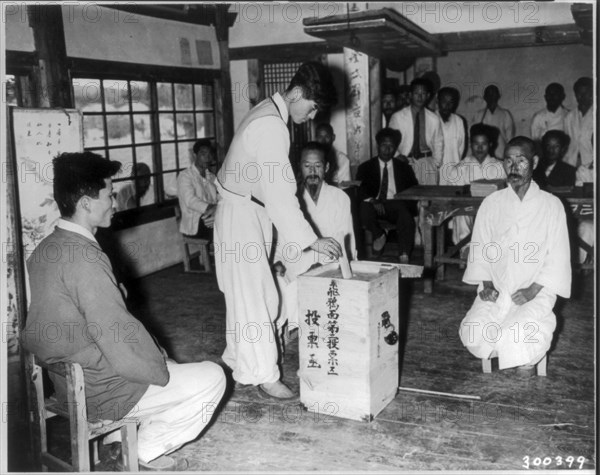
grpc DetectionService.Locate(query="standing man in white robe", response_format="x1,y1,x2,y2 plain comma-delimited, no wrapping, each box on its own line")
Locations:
315,122,352,183
459,137,571,373
437,87,467,185
274,142,357,333
214,62,342,400
470,85,515,160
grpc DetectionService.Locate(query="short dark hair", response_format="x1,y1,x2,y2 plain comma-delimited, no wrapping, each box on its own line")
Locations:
545,82,565,96
193,138,214,155
315,123,334,135
397,85,410,94
286,61,337,111
438,86,460,104
484,84,500,97
53,152,121,218
541,129,570,149
410,77,433,95
573,77,593,93
301,141,328,164
470,123,493,142
507,136,536,158
376,128,402,148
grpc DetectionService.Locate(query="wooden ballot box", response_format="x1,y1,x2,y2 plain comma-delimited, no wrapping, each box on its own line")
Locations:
297,261,400,422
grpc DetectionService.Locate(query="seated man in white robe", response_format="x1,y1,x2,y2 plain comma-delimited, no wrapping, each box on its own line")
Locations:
459,137,571,374
275,142,357,333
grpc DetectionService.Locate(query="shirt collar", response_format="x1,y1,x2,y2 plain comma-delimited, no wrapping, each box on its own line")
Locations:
378,157,393,169
57,218,98,243
507,179,540,202
272,92,289,125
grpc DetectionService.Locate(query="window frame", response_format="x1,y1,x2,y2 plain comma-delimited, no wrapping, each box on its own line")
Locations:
69,59,220,227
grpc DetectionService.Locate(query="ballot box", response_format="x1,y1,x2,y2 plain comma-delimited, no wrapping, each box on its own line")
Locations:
297,260,400,422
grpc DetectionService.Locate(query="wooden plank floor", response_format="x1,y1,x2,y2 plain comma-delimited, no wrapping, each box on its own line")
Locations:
129,254,596,472
8,252,596,472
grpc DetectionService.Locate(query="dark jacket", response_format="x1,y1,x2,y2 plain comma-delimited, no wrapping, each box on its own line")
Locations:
356,156,419,214
533,160,577,189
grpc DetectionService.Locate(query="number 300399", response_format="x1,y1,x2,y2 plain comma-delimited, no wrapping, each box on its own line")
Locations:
522,455,587,469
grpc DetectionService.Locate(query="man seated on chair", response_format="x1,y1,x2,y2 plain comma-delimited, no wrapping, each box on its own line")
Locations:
21,152,226,471
450,123,506,248
274,142,357,333
458,137,571,375
115,162,152,211
177,138,218,239
357,128,418,263
532,130,576,189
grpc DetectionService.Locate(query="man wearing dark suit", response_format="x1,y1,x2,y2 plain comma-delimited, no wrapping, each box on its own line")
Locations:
357,128,419,262
533,130,577,189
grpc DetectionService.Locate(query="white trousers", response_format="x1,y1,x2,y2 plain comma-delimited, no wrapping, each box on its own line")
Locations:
458,288,557,370
123,361,226,463
214,198,280,385
578,221,594,263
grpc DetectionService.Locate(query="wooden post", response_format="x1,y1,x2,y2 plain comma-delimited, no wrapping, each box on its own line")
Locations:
369,56,381,158
214,5,234,164
27,5,73,108
344,47,372,168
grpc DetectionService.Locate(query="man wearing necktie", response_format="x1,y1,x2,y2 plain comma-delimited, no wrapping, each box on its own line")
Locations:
357,128,419,263
389,77,444,185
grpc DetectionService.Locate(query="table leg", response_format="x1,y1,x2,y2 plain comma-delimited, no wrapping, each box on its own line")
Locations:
436,224,445,281
422,219,433,294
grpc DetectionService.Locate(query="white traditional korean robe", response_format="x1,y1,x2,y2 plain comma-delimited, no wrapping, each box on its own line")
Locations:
450,155,506,245
214,92,317,385
459,181,571,370
275,182,357,328
437,112,466,185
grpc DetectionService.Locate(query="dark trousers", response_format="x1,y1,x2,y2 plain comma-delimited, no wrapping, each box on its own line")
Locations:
359,199,415,256
184,220,213,241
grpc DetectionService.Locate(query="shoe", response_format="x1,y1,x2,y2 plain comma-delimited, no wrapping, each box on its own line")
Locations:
258,380,297,400
373,231,387,253
516,364,536,378
139,454,189,471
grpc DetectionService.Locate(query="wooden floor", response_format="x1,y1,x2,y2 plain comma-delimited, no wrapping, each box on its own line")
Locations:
8,250,596,472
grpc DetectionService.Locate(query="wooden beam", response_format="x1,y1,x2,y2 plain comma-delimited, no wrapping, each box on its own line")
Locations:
438,24,582,52
229,41,343,62
27,5,73,108
108,4,237,27
214,5,234,162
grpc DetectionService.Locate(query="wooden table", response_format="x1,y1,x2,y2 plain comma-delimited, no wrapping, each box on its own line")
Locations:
395,185,594,293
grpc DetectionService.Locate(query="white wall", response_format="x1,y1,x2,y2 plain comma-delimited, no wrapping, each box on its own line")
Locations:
438,44,593,137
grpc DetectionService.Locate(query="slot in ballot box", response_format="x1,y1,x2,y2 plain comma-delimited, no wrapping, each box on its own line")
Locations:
297,260,401,422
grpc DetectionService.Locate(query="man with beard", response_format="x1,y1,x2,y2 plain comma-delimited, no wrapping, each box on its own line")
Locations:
357,128,418,263
315,122,352,183
274,142,357,332
459,137,571,375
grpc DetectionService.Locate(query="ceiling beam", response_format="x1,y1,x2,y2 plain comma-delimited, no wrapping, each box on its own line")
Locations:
108,4,237,27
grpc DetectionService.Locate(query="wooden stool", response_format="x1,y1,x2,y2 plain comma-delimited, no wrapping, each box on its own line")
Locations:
482,353,547,376
174,205,212,273
30,355,139,471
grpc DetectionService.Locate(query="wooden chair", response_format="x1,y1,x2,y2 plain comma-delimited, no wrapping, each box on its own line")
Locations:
30,355,139,471
174,205,212,273
482,353,547,376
